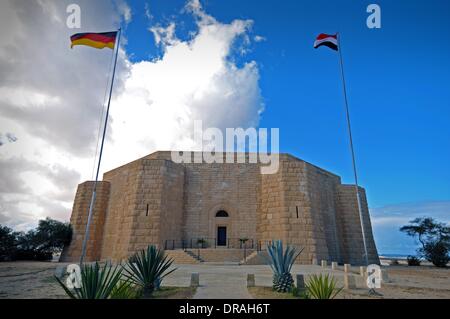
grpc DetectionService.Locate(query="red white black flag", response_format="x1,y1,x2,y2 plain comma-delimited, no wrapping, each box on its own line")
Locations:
314,33,338,51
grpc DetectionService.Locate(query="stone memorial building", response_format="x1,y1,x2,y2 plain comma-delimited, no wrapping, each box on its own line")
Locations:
61,151,379,265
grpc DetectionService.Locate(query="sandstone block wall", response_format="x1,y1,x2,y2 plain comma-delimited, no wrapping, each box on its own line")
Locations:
148,151,259,243
257,155,342,264
155,160,185,249
100,158,142,262
335,185,380,264
100,159,185,262
62,151,380,265
60,181,110,262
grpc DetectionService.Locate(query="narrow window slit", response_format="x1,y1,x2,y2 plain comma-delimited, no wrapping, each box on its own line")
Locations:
146,204,149,216
296,206,299,218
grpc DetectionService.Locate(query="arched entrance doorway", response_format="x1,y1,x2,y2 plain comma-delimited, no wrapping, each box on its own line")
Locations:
215,210,229,246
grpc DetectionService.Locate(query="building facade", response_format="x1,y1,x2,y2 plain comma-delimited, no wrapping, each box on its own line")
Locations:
61,151,379,265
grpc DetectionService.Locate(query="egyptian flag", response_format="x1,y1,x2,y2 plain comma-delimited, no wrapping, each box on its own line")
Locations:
314,33,338,51
70,31,118,50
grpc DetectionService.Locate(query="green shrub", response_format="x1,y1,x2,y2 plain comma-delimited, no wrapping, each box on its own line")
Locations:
110,280,143,299
14,249,52,261
305,274,342,299
390,259,399,265
407,255,421,266
423,241,449,268
267,240,302,293
55,262,123,299
124,245,176,298
197,238,207,248
291,286,309,299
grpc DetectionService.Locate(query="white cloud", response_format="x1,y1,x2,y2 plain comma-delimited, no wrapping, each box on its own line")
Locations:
116,0,132,24
0,0,263,230
150,23,178,46
0,0,129,229
101,0,263,171
371,200,450,223
144,2,153,20
370,201,450,255
254,35,266,42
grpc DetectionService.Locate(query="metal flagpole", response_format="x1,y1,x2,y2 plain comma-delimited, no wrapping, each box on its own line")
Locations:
80,28,122,265
336,33,369,266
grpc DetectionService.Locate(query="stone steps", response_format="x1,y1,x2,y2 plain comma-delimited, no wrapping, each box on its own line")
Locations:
165,250,200,264
240,251,269,265
185,250,204,262
166,249,255,263
191,249,255,263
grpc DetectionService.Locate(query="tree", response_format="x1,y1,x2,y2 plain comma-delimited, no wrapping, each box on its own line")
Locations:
400,217,450,267
423,241,449,268
33,217,72,254
15,230,53,261
0,226,18,261
0,217,72,261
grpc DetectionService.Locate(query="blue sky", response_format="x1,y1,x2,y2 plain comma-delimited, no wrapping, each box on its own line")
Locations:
0,0,449,255
123,0,450,209
121,0,450,255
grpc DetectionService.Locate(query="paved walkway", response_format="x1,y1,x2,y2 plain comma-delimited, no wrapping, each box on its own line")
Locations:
164,264,255,299
193,265,253,299
163,263,353,299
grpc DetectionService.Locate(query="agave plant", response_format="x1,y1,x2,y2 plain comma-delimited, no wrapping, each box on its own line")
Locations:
55,262,122,299
124,245,176,298
110,280,143,299
305,274,343,299
267,240,302,293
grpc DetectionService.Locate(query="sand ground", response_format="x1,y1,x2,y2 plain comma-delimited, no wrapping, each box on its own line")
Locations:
0,261,449,299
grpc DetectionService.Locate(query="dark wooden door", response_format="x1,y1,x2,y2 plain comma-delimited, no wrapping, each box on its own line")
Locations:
217,227,227,246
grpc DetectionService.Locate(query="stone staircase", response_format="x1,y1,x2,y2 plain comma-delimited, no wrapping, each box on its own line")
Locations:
239,250,269,265
185,249,204,262
165,250,200,264
165,249,259,264
188,249,255,263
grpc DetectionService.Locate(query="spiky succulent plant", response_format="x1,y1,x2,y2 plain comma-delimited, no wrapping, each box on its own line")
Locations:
267,240,302,293
305,274,343,299
55,262,123,299
124,245,176,298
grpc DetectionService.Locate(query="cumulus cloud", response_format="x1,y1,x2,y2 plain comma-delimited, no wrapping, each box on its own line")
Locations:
0,0,264,230
101,0,263,170
0,0,129,229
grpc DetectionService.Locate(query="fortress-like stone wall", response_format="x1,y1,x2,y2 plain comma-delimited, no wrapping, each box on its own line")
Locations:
62,151,379,265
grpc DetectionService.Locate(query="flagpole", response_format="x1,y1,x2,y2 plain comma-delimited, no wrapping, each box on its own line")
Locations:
80,28,122,265
336,33,369,266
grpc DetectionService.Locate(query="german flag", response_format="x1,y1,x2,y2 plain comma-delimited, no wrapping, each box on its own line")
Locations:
70,31,118,50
